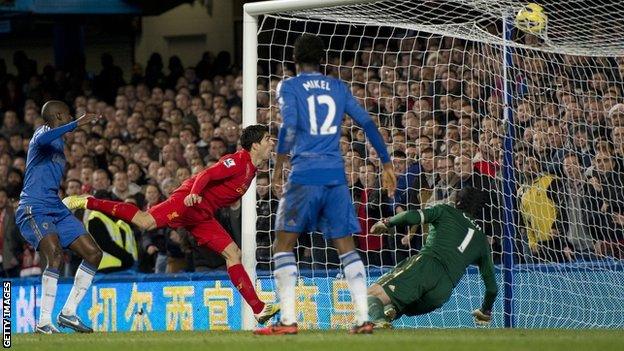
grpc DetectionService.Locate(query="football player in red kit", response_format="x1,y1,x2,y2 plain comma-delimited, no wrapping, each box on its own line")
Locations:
63,124,280,324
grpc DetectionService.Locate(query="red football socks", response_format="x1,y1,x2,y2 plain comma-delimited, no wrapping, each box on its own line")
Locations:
87,197,140,223
227,264,265,314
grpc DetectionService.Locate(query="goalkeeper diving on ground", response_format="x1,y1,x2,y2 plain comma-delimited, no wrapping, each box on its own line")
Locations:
367,187,498,327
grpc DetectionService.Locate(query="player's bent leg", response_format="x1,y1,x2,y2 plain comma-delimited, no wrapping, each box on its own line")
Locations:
220,242,242,266
58,234,102,333
37,235,63,332
40,234,64,270
69,234,103,268
219,243,279,323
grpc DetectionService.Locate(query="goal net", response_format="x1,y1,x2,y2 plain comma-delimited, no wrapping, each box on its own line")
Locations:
248,0,624,328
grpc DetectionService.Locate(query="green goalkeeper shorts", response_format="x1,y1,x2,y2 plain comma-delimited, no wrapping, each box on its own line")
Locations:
376,254,454,316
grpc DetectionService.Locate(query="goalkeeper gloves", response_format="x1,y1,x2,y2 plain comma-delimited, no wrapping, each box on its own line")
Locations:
370,218,391,234
471,309,492,326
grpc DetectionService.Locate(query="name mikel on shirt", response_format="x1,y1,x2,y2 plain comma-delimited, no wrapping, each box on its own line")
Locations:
302,80,331,91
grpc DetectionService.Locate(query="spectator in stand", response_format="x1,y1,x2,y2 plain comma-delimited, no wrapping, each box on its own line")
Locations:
207,137,227,162
610,125,624,170
474,135,501,177
426,154,460,207
354,161,393,266
256,173,276,271
111,171,141,201
406,147,436,211
392,150,409,211
560,153,595,259
138,184,167,273
518,152,572,263
91,169,114,197
1,111,23,137
1,188,22,277
196,122,215,158
586,150,624,258
572,126,594,168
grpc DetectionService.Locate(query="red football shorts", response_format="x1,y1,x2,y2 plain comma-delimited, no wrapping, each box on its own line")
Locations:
148,192,233,253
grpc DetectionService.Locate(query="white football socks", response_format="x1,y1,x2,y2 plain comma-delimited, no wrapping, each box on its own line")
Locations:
273,252,298,325
340,250,369,325
39,268,59,326
62,261,97,316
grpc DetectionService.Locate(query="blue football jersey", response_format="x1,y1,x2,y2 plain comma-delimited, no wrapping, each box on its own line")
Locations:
19,121,77,208
277,71,389,185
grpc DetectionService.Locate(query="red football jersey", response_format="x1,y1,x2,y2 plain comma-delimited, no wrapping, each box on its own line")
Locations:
174,149,257,213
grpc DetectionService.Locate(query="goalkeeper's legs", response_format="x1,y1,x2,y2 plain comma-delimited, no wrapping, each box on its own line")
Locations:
368,283,393,326
334,237,372,333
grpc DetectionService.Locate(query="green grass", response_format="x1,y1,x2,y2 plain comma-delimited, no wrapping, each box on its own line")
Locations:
11,329,624,351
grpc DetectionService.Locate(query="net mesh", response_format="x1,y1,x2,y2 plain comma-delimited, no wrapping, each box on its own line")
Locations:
252,0,624,328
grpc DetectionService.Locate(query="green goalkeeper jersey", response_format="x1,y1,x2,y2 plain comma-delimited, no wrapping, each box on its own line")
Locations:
388,204,498,311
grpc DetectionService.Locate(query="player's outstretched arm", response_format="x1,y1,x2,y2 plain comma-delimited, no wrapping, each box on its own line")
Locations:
370,209,428,234
36,113,101,146
75,112,101,127
344,87,395,196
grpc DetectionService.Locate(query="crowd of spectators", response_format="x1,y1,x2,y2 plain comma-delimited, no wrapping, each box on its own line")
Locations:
1,32,623,277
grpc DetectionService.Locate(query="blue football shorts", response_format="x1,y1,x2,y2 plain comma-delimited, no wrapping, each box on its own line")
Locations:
275,182,361,239
16,203,87,249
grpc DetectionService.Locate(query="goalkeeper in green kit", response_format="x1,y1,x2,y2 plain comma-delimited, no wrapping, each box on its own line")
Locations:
367,187,498,327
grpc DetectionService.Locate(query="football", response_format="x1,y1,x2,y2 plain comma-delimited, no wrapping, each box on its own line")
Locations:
515,3,548,35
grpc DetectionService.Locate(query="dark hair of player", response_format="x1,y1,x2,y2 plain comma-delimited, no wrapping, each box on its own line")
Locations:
455,186,486,218
293,34,325,66
41,100,69,124
241,124,269,151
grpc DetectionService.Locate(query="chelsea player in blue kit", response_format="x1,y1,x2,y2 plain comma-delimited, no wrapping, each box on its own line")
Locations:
16,101,102,334
255,35,396,335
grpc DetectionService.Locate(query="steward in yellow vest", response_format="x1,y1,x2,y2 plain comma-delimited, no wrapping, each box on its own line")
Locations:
85,210,137,272
518,164,572,262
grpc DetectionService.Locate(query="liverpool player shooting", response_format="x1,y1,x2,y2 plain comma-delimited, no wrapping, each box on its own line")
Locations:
64,124,280,324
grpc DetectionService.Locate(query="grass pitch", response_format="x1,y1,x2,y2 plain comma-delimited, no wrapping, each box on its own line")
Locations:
12,329,624,351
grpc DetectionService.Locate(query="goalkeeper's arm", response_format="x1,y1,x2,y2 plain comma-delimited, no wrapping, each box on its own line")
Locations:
473,249,499,326
369,210,424,234
370,207,444,234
